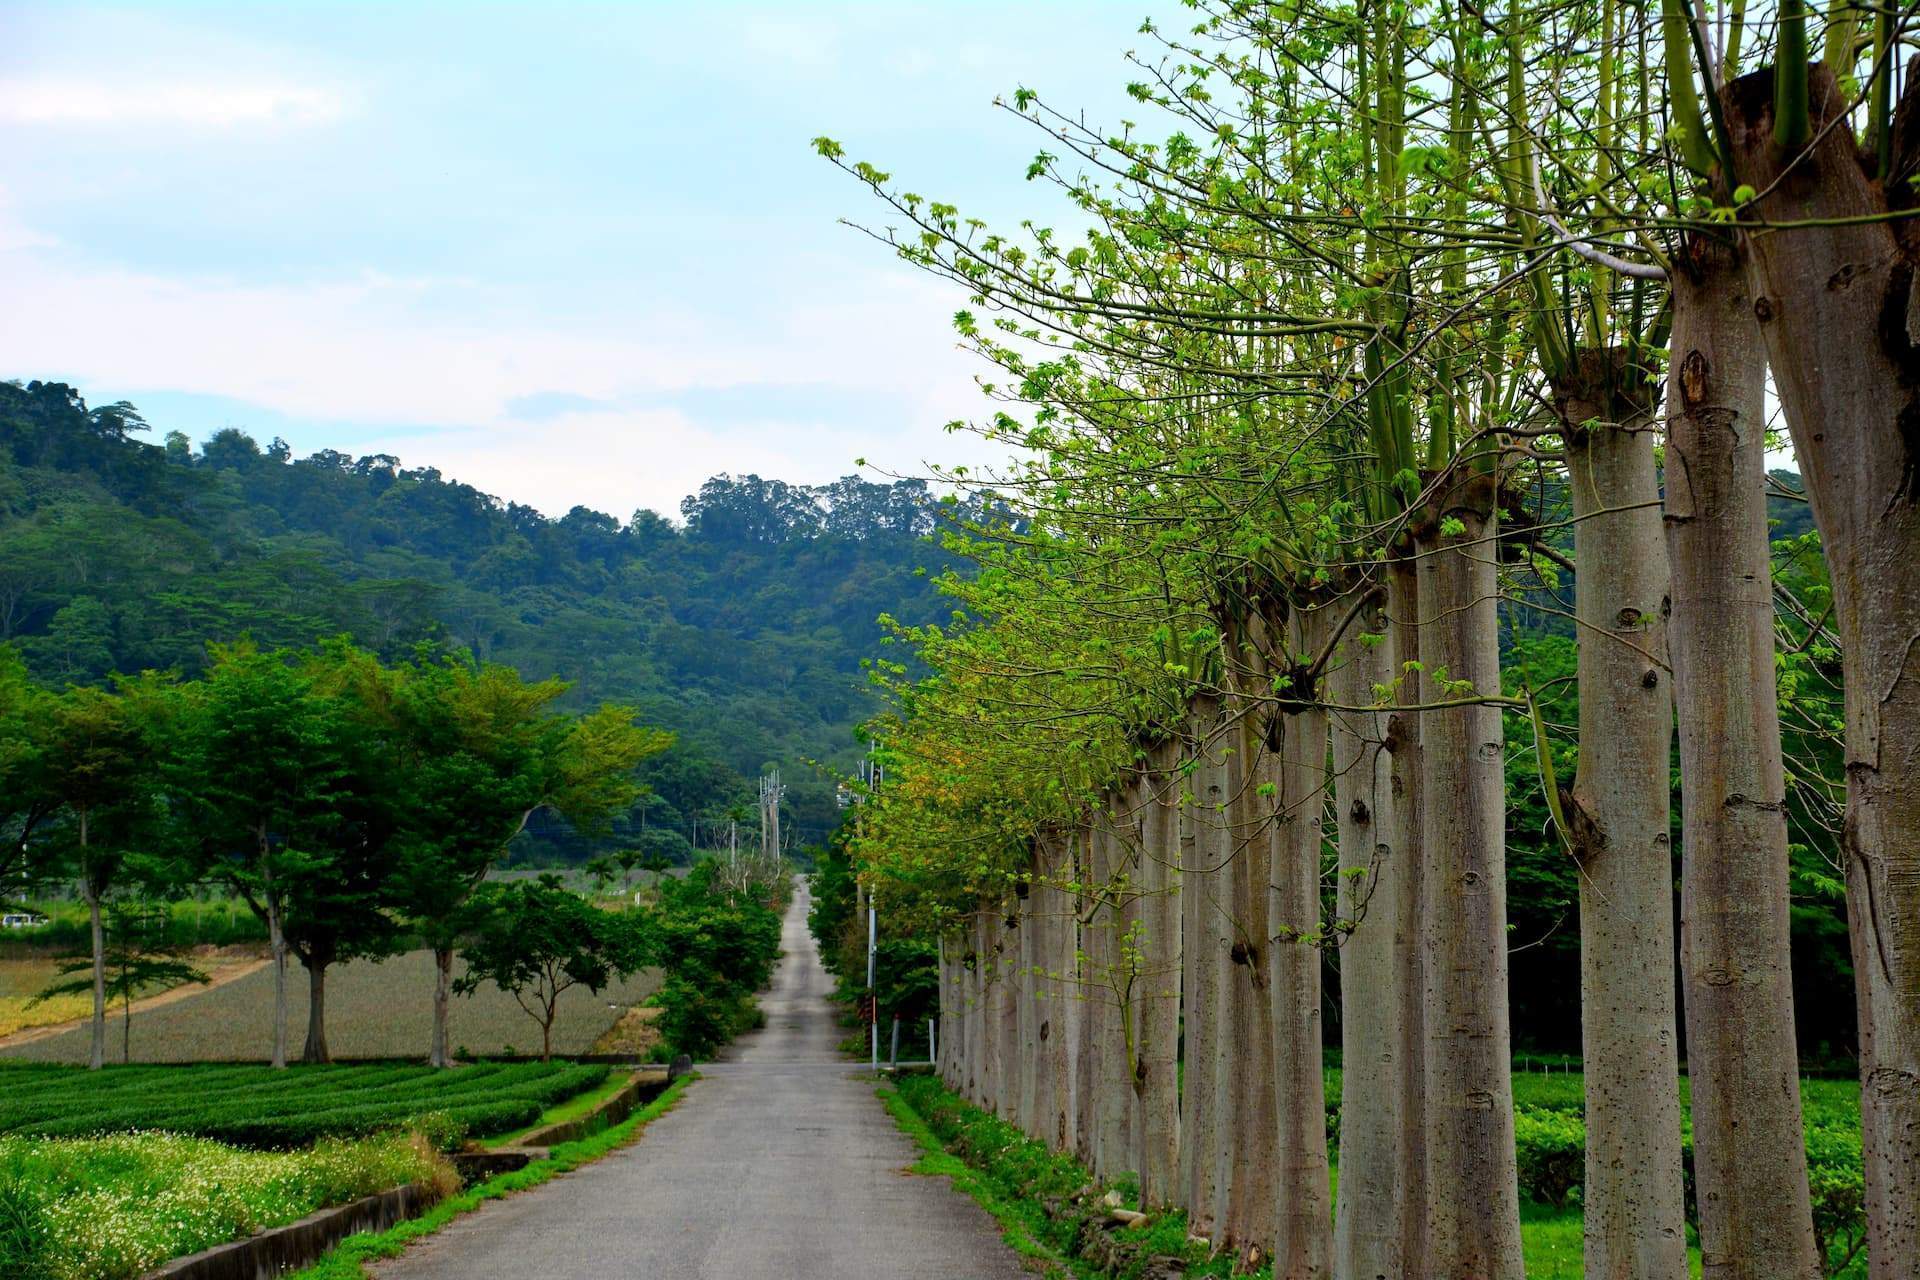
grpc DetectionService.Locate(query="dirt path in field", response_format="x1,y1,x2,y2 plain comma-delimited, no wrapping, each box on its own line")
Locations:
0,951,270,1049
373,881,1032,1280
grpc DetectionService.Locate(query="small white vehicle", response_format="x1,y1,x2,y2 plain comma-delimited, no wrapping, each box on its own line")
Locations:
1,913,48,929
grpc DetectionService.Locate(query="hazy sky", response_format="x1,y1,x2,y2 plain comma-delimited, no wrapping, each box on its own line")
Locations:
1,2,1157,518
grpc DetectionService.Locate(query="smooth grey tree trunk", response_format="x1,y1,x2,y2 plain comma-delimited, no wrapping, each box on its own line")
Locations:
1135,740,1183,1208
1070,825,1097,1166
266,895,288,1070
1082,810,1112,1173
1219,691,1279,1260
976,908,1000,1113
995,899,1021,1123
964,914,983,1106
936,937,953,1087
302,959,330,1064
1553,350,1688,1280
1180,696,1232,1242
1270,607,1333,1278
1385,556,1427,1269
1727,64,1920,1277
1030,833,1066,1149
1015,853,1041,1139
85,876,106,1072
1415,474,1524,1279
1663,232,1822,1280
1331,590,1403,1280
1093,799,1137,1182
430,946,455,1068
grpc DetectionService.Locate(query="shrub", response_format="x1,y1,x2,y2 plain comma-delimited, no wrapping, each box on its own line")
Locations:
648,975,751,1061
1806,1124,1866,1276
1512,1107,1586,1209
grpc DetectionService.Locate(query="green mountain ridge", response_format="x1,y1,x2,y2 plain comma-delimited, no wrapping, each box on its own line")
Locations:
0,377,961,855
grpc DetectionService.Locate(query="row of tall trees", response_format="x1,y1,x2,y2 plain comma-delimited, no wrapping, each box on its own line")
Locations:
0,640,668,1069
822,0,1913,1275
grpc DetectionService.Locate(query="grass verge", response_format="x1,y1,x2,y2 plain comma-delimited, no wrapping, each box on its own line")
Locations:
877,1083,1077,1276
476,1070,635,1147
882,1074,1725,1280
289,1073,694,1280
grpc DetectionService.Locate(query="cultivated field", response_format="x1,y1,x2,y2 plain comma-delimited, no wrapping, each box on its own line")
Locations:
0,1059,612,1146
0,949,659,1064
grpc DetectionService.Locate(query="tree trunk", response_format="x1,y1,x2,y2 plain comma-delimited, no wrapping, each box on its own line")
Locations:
1727,64,1920,1277
1220,690,1279,1259
1553,349,1688,1279
974,908,998,1112
1385,555,1428,1269
266,890,288,1074
1415,472,1524,1279
542,1013,553,1061
963,915,983,1106
995,898,1021,1124
1269,607,1333,1278
1073,823,1102,1168
1026,835,1061,1147
1332,590,1404,1280
430,946,455,1068
85,878,105,1072
1663,232,1822,1279
936,936,952,1090
1179,697,1231,1242
1135,740,1183,1208
302,958,331,1064
1091,802,1135,1180
1016,862,1040,1140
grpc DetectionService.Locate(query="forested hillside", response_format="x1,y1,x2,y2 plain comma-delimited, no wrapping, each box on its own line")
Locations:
0,378,959,852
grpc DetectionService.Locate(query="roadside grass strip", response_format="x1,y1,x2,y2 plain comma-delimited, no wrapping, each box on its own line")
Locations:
877,1082,1080,1277
288,1073,695,1280
880,1076,1232,1280
0,1061,610,1148
477,1070,638,1148
884,1073,1866,1278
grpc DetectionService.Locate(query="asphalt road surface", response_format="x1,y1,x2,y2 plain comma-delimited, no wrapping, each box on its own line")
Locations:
374,881,1032,1280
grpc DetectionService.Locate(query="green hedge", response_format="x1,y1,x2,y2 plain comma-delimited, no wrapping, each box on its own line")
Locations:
0,1061,608,1148
1508,1106,1864,1276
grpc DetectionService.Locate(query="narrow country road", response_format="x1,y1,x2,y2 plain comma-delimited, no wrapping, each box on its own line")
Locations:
374,881,1032,1280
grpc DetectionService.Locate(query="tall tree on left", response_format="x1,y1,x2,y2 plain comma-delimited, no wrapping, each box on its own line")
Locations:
173,642,351,1069
34,682,160,1070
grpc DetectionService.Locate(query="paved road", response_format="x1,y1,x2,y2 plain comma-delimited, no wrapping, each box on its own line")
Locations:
375,882,1031,1280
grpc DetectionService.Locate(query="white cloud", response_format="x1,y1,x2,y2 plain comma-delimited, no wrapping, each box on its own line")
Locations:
0,77,348,127
0,238,1004,515
0,189,54,252
373,407,834,520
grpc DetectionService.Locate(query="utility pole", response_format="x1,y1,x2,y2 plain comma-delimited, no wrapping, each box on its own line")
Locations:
759,769,785,861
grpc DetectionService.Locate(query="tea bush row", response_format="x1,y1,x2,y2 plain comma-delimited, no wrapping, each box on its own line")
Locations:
0,1061,607,1147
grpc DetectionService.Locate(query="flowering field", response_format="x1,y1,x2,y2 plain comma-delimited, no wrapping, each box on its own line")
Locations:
0,1060,611,1147
0,1130,451,1280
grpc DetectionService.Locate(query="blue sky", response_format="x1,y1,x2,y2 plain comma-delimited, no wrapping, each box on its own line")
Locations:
0,2,1158,517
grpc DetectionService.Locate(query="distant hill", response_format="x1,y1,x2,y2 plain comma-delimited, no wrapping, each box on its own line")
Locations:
0,378,966,856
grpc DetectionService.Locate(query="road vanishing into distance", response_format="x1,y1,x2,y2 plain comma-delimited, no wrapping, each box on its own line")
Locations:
374,882,1031,1280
